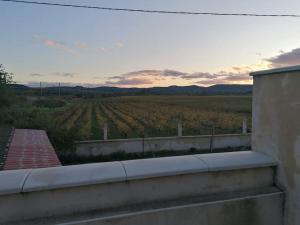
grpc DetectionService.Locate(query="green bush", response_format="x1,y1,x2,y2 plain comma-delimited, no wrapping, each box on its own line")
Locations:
0,64,14,108
34,99,66,108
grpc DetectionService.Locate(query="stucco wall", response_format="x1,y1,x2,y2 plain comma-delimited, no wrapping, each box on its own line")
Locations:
58,193,283,225
0,151,280,225
251,65,300,225
75,134,251,156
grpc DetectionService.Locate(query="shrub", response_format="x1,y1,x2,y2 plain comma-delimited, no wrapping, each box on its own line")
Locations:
34,99,66,108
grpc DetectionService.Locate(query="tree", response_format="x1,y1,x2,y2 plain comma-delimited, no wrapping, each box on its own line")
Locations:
0,64,14,108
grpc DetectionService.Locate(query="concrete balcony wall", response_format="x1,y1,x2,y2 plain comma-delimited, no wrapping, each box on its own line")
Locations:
56,192,283,225
75,134,251,156
0,151,281,225
251,65,300,225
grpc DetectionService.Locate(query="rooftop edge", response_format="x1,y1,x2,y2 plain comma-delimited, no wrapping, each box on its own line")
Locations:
250,65,300,77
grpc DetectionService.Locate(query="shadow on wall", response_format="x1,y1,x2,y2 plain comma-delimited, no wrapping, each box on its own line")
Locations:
59,146,250,165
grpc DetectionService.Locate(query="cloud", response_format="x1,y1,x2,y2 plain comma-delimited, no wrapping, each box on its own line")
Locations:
76,42,88,49
102,47,300,87
181,72,221,80
28,72,75,78
108,75,124,80
29,39,300,87
163,70,186,77
113,70,225,80
195,79,224,86
197,73,251,86
26,81,102,88
45,39,78,55
26,68,252,88
53,72,75,77
43,39,76,55
112,70,162,79
105,77,153,86
93,76,104,79
266,48,300,67
97,47,107,53
33,35,79,56
32,34,40,39
30,73,43,77
225,73,249,81
115,41,124,48
105,68,251,87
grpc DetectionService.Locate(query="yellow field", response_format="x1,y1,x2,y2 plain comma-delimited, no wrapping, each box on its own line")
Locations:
54,95,252,140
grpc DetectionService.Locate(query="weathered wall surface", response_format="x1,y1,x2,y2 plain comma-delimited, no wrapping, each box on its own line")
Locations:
251,66,300,225
0,151,281,225
75,134,251,156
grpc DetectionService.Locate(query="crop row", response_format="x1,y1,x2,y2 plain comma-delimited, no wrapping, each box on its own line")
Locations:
53,97,251,140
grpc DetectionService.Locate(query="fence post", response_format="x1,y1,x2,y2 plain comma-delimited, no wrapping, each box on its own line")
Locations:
103,123,108,140
242,119,247,134
210,123,215,153
178,121,182,137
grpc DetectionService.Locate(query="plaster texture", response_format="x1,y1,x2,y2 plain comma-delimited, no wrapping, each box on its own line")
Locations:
0,169,31,195
251,66,300,225
0,151,277,224
195,151,276,171
23,161,126,192
75,134,251,156
57,192,284,225
122,155,207,180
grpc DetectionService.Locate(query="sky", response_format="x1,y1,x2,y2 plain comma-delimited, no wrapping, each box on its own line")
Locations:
2,0,300,87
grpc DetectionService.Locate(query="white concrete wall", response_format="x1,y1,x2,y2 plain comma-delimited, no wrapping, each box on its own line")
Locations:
75,134,251,156
59,193,283,225
0,151,279,225
251,65,300,225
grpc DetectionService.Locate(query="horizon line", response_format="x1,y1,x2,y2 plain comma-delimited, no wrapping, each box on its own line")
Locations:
14,83,253,89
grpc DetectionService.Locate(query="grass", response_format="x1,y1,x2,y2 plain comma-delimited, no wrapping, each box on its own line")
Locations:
1,95,252,164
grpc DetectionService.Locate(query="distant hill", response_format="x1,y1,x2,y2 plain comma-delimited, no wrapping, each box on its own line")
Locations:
12,84,252,95
205,84,252,94
9,84,31,90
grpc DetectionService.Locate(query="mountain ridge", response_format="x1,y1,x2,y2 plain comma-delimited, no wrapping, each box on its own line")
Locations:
10,84,252,95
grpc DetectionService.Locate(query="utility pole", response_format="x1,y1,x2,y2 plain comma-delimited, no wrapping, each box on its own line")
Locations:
40,82,42,98
58,82,61,97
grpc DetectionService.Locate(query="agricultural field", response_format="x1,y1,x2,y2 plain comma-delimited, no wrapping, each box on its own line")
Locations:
51,95,252,140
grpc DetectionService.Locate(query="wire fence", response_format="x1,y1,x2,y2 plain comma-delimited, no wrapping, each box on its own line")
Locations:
99,119,250,141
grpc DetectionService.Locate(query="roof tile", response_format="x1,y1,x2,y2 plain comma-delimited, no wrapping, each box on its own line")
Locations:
3,129,61,170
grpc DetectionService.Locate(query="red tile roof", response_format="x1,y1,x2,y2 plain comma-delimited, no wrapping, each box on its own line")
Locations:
4,129,61,170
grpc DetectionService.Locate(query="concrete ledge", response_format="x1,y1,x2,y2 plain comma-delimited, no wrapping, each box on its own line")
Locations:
23,162,126,192
250,64,300,76
0,151,278,224
195,151,277,171
0,169,31,195
0,151,276,195
122,155,207,180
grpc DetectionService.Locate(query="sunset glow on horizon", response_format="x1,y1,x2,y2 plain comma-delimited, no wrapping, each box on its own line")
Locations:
2,0,300,88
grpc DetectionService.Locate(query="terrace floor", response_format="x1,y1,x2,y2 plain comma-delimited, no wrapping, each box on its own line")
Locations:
3,129,61,170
